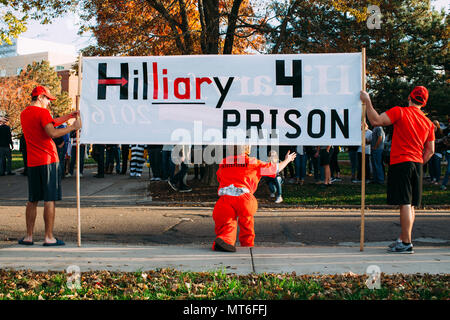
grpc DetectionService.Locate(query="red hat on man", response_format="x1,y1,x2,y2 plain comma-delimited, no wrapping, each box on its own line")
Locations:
31,86,56,101
409,86,428,107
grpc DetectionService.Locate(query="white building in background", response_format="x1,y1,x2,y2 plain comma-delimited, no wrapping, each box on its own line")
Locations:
0,37,79,147
0,36,79,108
0,36,76,77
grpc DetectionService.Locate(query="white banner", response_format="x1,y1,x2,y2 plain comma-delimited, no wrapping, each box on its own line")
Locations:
80,53,362,145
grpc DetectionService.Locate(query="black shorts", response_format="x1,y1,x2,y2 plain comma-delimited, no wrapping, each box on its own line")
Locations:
319,149,331,166
27,162,62,202
387,162,422,207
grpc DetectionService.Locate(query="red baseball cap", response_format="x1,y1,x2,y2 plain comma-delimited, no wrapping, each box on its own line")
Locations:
31,86,56,100
409,86,428,107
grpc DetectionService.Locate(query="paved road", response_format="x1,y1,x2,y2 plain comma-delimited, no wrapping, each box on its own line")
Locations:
2,205,450,246
1,168,449,247
1,167,449,275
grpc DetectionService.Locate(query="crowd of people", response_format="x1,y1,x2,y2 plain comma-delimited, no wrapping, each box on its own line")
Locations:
2,118,450,197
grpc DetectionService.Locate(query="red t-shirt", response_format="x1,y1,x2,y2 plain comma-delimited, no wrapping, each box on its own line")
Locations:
216,153,278,195
20,105,58,167
385,106,434,165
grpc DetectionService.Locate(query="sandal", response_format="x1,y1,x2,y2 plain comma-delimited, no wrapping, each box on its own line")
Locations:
18,237,34,246
43,238,65,246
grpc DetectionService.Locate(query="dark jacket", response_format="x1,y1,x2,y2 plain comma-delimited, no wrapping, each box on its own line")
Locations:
0,124,13,149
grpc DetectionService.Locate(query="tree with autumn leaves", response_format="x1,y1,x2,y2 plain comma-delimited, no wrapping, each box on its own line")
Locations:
0,61,72,135
78,0,268,56
266,0,448,120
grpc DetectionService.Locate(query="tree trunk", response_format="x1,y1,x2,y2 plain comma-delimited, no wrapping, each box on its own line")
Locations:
223,0,244,54
201,0,220,54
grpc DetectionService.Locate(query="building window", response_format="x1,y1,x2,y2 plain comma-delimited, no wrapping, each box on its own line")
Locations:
16,68,23,75
0,69,6,77
56,65,64,71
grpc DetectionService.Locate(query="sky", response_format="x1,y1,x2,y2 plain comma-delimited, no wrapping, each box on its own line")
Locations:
21,0,449,53
21,12,94,51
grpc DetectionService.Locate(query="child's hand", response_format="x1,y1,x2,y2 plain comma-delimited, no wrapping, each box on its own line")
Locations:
284,150,297,162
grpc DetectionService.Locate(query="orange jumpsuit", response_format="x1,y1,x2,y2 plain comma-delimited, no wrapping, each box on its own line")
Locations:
212,153,278,250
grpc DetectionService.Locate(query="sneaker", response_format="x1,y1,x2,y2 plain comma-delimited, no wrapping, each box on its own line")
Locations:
441,185,447,191
388,238,402,249
275,196,283,203
168,179,179,191
179,185,192,193
66,173,72,177
270,193,276,198
388,242,414,254
213,238,236,252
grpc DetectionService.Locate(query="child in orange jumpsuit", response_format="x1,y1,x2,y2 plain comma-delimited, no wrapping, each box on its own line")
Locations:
212,146,297,252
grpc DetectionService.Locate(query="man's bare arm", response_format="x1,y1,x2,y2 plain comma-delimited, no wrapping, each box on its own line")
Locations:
360,91,392,127
44,118,82,139
423,141,435,164
53,111,80,127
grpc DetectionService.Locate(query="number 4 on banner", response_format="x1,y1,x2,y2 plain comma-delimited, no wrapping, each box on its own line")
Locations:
275,60,302,98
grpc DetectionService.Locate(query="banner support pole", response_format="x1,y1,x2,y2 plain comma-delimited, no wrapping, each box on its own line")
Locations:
76,53,83,247
360,48,367,252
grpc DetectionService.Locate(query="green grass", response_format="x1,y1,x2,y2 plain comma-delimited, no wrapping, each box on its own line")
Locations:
11,151,24,171
11,150,95,171
0,270,448,300
282,183,448,206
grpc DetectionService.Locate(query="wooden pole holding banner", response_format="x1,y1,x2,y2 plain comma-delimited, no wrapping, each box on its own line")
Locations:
76,53,82,247
360,48,367,252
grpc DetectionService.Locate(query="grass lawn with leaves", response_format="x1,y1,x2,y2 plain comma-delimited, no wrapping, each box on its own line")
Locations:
0,269,448,300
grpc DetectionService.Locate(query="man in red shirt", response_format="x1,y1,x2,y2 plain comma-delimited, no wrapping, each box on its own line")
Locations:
212,145,296,252
19,86,81,246
360,86,435,254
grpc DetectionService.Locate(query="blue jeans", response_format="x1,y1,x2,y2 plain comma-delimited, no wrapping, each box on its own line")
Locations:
0,147,12,175
442,152,450,187
349,150,358,178
429,154,442,182
308,153,321,181
294,154,306,180
371,149,384,183
267,176,283,196
57,146,66,178
69,145,86,175
162,150,175,180
105,146,121,173
172,162,188,187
